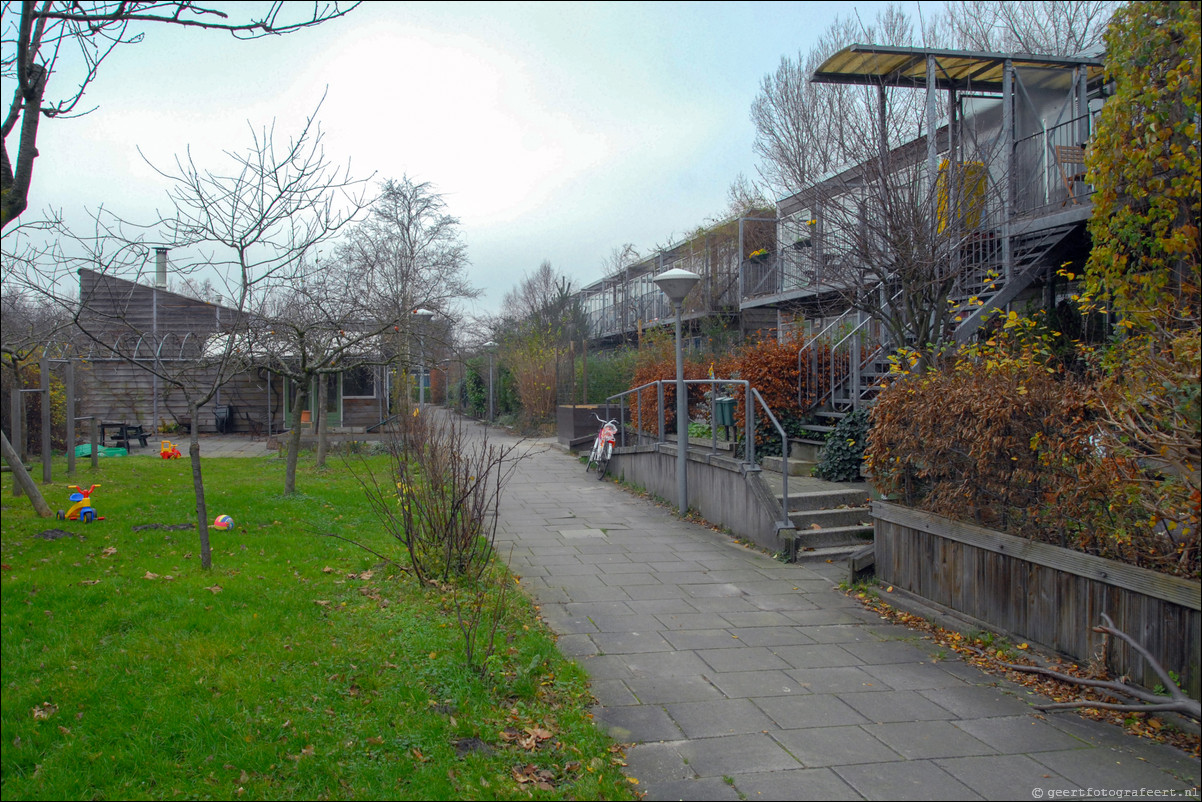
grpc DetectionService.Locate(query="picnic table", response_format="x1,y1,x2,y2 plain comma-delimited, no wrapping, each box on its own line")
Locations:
101,422,149,450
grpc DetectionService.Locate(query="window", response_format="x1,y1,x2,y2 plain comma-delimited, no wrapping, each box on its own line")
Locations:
342,365,376,399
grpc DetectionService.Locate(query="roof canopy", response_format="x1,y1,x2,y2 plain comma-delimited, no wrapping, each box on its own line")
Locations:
811,44,1106,93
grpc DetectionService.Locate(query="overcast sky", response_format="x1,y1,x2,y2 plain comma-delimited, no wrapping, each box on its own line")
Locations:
24,0,922,320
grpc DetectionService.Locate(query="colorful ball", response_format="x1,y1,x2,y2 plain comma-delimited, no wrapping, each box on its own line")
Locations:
213,514,234,530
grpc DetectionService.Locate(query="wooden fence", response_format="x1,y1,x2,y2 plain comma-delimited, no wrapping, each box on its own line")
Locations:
873,501,1201,700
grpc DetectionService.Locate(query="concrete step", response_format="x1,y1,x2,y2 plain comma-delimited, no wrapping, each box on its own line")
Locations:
786,523,874,552
791,541,873,563
774,485,873,511
789,506,872,530
760,455,815,476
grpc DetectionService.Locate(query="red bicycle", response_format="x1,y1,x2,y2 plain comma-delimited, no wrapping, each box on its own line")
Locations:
585,414,618,480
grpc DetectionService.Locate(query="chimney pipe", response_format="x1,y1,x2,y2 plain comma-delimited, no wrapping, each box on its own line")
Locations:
154,247,168,289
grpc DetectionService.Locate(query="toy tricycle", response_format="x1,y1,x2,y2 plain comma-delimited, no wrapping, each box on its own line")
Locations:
57,484,104,523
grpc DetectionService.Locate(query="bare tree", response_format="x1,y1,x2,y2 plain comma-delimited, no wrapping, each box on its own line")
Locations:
339,176,478,411
751,6,935,200
40,109,367,568
943,1,1119,56
1,0,359,230
250,260,400,494
0,0,358,515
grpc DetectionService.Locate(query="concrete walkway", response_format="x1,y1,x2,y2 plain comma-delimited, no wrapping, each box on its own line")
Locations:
484,426,1199,801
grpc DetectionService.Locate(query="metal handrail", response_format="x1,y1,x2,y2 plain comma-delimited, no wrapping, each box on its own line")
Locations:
603,377,794,535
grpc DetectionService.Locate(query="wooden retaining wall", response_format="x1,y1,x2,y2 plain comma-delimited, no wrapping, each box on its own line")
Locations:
873,501,1201,700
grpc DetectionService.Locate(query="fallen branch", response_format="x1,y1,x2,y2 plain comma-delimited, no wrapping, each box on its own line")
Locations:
997,614,1199,722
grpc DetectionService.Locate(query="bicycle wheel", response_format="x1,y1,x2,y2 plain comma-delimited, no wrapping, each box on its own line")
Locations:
585,439,599,472
596,442,612,480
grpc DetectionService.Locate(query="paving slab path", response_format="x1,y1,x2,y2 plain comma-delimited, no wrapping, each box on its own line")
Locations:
483,424,1199,802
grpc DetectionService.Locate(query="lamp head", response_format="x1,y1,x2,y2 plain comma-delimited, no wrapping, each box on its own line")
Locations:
653,268,700,305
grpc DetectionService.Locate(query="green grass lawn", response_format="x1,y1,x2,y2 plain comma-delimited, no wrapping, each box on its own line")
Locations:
1,454,638,800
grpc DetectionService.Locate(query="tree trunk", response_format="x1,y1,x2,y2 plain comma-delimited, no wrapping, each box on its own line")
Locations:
1,429,53,516
316,373,329,468
285,382,308,495
188,402,212,570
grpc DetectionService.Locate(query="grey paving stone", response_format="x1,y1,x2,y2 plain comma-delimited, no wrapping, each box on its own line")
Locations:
781,608,868,626
666,698,778,738
731,767,863,800
838,690,960,723
952,715,1091,754
860,661,973,691
769,643,862,669
835,758,985,800
575,653,634,680
718,611,804,629
686,596,764,613
623,583,696,601
706,669,810,699
725,625,812,647
552,632,599,657
640,776,742,801
683,582,747,598
772,724,901,767
626,675,726,705
748,594,820,612
624,650,715,678
839,639,938,665
804,624,907,643
675,733,803,777
590,678,639,706
919,685,1041,719
564,600,633,617
622,741,692,783
696,645,793,672
592,703,683,742
1030,748,1199,791
757,694,869,729
862,721,996,760
786,666,892,694
934,754,1079,800
627,598,701,615
654,612,733,630
564,584,634,602
662,629,746,651
591,629,674,654
585,613,665,633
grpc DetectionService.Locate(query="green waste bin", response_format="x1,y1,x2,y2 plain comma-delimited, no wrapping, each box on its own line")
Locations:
714,397,736,427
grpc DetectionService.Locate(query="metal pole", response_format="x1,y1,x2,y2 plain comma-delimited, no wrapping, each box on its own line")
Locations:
11,386,22,497
41,358,51,484
419,333,426,406
488,353,495,422
66,360,75,475
674,300,687,514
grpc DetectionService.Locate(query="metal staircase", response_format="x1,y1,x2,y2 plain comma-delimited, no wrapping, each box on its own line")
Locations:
796,221,1081,431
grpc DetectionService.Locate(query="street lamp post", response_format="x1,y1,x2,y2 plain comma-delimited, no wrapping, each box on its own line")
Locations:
483,341,498,422
653,268,700,515
413,309,434,406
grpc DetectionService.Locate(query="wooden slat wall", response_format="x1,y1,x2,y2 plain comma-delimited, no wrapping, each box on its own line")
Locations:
874,502,1201,700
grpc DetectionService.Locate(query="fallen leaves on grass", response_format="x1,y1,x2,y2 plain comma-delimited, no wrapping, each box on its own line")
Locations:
287,745,315,761
32,702,58,720
511,764,556,790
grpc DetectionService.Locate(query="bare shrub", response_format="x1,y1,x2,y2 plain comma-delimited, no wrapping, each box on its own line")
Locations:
356,410,525,584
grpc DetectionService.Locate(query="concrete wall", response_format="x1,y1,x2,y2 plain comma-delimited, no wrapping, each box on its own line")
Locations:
608,444,787,554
